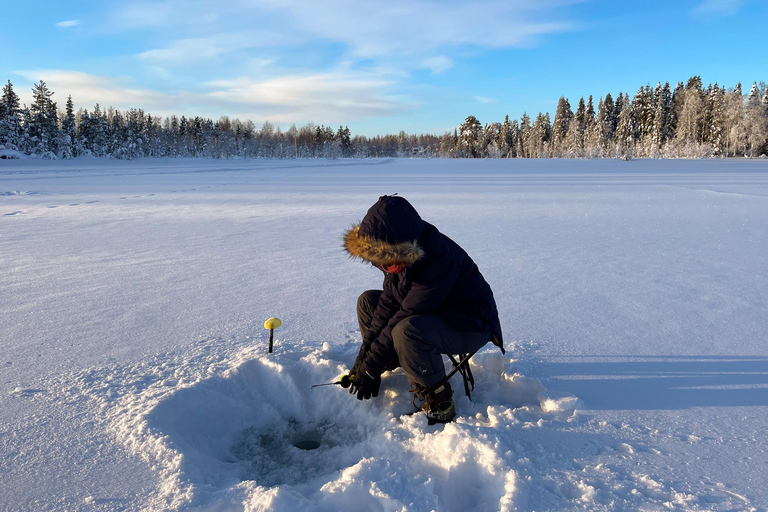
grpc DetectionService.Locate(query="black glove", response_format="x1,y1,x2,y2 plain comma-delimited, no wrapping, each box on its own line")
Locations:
349,358,382,400
351,342,369,376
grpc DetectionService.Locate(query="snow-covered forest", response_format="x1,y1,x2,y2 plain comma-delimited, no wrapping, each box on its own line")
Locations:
1,76,767,160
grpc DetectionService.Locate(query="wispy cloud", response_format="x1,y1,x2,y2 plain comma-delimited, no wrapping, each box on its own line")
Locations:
422,56,453,75
138,34,277,66
114,0,578,72
475,96,497,104
14,70,176,114
693,0,748,16
56,20,82,28
11,69,410,125
257,0,576,61
206,69,413,123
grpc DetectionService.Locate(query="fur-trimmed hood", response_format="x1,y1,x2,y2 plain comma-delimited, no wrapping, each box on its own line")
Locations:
343,195,425,265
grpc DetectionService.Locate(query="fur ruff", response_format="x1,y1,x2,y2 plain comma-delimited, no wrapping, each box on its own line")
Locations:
343,224,424,265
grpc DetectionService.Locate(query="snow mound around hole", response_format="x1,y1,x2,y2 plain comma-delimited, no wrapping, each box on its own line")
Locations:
106,345,573,510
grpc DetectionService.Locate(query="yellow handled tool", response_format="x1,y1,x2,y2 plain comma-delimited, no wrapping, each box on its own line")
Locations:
264,317,281,354
310,374,354,390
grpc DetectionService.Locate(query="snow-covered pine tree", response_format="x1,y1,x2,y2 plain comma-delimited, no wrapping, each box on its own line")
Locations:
498,115,513,157
724,83,744,157
551,96,572,157
745,82,768,157
528,112,551,158
29,80,59,155
615,93,635,159
518,113,531,158
706,85,726,156
675,77,706,156
596,93,614,153
125,109,145,159
59,95,77,159
509,119,520,158
565,97,586,157
612,93,624,139
483,122,501,158
650,83,672,157
458,115,483,158
583,95,599,158
0,80,23,149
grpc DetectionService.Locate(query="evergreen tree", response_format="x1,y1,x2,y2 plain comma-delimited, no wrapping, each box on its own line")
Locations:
528,112,551,158
551,96,572,157
29,80,59,155
583,96,599,157
519,113,531,158
1,80,20,120
337,125,352,157
59,95,77,159
650,83,672,156
615,94,635,159
565,97,586,156
90,104,109,157
458,115,483,157
676,79,705,154
745,82,768,157
0,80,23,149
596,93,615,152
724,83,744,157
706,85,725,156
635,85,655,154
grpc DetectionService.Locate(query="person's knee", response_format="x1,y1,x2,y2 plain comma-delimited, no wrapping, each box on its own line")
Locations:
391,318,411,353
393,316,428,353
357,290,379,310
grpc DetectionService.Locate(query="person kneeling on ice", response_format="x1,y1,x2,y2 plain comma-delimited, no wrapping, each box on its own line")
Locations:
342,195,504,424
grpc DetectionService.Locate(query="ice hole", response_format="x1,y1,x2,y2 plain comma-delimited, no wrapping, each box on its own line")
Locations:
229,419,364,485
293,439,321,451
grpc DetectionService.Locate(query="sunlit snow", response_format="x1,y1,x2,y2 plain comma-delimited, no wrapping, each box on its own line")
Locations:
1,157,766,511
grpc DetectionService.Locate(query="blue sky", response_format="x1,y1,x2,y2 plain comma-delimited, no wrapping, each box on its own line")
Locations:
2,0,766,136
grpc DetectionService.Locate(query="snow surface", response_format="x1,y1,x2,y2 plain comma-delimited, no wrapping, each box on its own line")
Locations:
1,157,767,511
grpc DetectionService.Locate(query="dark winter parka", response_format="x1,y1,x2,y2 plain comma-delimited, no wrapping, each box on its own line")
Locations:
344,195,504,369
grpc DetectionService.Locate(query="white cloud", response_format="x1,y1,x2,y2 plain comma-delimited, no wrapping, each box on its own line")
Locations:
206,70,412,123
111,0,578,72
693,0,748,15
138,33,286,66
11,69,410,125
13,70,177,113
422,56,453,75
258,0,575,61
475,96,497,104
56,20,82,28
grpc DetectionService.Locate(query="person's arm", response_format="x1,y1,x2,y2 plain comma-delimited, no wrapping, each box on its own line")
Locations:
367,249,459,364
353,276,399,373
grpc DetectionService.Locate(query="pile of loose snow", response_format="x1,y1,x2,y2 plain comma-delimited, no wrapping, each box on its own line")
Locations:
62,338,573,511
2,158,766,511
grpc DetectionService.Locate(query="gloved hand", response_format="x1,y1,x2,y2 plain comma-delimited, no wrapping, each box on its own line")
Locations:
349,358,382,400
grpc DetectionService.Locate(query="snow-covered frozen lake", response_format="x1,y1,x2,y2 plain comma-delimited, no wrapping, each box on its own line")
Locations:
1,157,766,511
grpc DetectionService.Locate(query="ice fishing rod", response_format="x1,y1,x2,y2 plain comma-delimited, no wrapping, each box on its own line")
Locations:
309,351,476,393
310,374,354,390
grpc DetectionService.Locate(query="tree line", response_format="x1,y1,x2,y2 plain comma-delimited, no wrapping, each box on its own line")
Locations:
1,76,767,160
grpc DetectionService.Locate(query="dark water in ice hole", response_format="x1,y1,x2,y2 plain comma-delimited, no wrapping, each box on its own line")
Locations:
229,418,364,485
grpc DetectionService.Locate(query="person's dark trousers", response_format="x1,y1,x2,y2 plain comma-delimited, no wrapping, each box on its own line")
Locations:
357,290,490,388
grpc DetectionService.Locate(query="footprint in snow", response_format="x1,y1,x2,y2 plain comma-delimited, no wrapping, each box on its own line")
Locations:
9,387,46,397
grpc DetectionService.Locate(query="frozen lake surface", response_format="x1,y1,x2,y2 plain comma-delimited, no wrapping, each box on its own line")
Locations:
1,157,767,511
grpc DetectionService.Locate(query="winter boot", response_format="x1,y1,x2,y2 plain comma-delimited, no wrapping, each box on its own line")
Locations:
420,381,455,425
